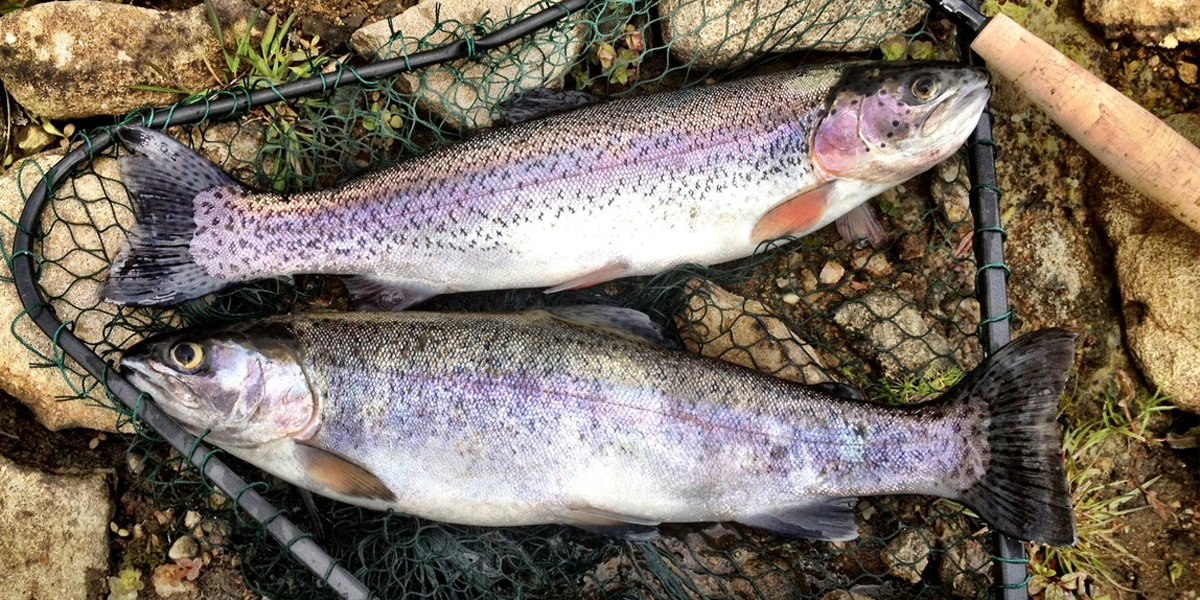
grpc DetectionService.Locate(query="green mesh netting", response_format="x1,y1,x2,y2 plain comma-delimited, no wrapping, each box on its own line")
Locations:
0,0,1009,598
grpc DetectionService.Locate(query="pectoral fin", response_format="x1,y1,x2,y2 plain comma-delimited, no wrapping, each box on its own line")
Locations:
834,202,889,249
751,183,834,244
738,497,859,541
543,261,630,294
564,506,661,541
295,443,396,502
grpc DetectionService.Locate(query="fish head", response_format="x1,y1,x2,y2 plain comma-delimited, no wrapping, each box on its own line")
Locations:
812,62,990,184
121,326,317,449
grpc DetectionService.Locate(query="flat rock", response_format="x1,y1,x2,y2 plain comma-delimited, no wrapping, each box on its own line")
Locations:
351,0,586,130
1096,112,1200,414
0,454,112,599
1083,0,1200,46
1,152,143,432
675,278,832,384
0,0,258,119
658,0,925,70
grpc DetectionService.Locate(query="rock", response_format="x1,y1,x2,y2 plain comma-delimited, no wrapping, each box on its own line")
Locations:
0,153,123,431
882,529,932,584
1096,111,1200,414
0,0,258,119
932,155,971,225
168,534,199,560
0,454,112,600
938,539,992,599
1083,0,1200,46
658,0,926,70
819,591,873,600
351,0,586,130
832,291,955,378
819,261,845,286
675,278,832,384
1179,61,1198,85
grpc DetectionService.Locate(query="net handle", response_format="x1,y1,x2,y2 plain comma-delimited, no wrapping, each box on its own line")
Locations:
8,1,588,598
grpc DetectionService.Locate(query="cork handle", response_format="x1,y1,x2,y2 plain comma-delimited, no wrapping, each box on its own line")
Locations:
971,13,1200,234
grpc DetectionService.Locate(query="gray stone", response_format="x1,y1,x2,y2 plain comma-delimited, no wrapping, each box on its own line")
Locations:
658,0,926,70
832,291,955,379
1083,0,1200,46
0,152,127,432
351,0,586,130
676,278,832,384
0,454,112,599
0,0,258,119
168,535,199,560
1096,112,1200,414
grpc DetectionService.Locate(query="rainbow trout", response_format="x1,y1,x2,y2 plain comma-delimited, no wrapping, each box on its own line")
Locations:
121,307,1077,545
104,61,989,308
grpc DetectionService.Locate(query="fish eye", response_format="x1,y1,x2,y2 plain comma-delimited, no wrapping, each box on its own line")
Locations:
169,342,206,373
910,75,939,101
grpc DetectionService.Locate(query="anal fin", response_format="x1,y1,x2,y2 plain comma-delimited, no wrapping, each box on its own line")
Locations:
738,497,859,541
294,443,396,502
751,183,834,244
564,507,660,541
543,261,630,294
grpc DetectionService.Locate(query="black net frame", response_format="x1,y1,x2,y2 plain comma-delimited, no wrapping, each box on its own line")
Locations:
5,0,1030,598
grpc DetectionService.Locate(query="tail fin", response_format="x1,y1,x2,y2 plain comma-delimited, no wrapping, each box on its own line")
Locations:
102,126,238,305
948,328,1078,546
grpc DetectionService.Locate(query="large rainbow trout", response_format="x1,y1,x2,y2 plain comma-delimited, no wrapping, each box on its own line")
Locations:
104,61,989,308
122,307,1077,545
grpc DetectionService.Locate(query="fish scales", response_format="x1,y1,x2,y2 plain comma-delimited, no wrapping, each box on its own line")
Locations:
121,309,1077,544
299,312,973,521
105,61,990,307
197,72,826,283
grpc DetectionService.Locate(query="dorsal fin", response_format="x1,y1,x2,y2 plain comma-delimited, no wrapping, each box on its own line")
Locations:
546,305,679,349
499,88,601,125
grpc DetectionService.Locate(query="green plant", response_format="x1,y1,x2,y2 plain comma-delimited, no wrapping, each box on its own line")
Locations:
1030,387,1176,598
873,365,963,405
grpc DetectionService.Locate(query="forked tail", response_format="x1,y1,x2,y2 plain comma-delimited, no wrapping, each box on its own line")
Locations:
945,328,1078,546
101,126,238,306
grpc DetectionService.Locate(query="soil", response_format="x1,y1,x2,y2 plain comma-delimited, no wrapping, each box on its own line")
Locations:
1,1,1199,600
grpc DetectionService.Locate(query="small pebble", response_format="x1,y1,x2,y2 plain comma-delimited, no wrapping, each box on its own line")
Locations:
819,261,845,285
168,535,199,561
781,293,800,305
183,510,202,529
1180,62,1199,85
127,453,146,475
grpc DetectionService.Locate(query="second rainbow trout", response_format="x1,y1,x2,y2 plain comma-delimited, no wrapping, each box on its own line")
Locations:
104,61,989,308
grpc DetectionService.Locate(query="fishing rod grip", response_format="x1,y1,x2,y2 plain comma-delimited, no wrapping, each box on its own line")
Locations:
970,13,1200,235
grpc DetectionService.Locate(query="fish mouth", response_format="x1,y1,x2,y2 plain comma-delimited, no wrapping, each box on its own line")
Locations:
120,357,200,410
920,74,991,137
